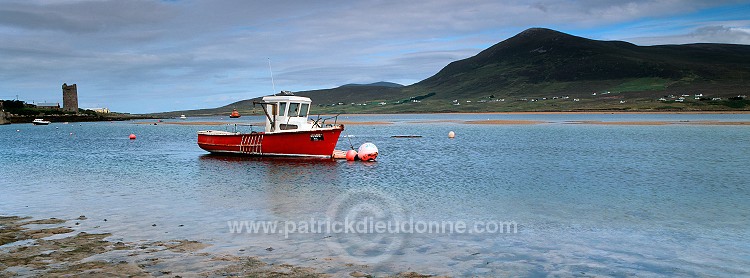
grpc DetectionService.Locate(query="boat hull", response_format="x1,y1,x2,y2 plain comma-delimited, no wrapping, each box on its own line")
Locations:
197,126,343,158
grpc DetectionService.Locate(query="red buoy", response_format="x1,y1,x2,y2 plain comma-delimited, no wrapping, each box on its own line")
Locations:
345,150,357,161
129,134,136,140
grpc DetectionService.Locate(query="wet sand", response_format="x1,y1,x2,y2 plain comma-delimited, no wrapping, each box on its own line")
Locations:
135,121,393,126
463,120,547,125
443,111,750,115
564,120,671,125
0,216,440,277
133,114,750,127
681,121,750,125
318,111,750,116
564,120,750,125
336,121,393,125
135,121,263,126
406,119,547,125
410,119,750,125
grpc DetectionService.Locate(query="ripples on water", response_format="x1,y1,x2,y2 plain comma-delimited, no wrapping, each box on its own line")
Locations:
1,114,749,276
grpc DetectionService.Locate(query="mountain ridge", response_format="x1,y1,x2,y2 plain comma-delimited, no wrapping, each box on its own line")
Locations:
154,28,750,116
339,81,404,88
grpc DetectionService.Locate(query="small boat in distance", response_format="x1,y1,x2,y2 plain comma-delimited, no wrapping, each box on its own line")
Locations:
179,115,187,120
229,109,241,118
197,94,343,158
32,119,51,125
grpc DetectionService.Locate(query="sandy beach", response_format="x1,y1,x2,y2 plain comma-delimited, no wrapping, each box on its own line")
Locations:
134,121,263,126
463,120,547,125
410,119,750,125
139,120,750,126
442,110,750,115
562,120,750,125
0,215,439,277
135,120,394,126
318,111,750,117
131,112,750,127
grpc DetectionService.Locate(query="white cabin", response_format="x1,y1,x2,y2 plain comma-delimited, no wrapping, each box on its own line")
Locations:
260,95,314,133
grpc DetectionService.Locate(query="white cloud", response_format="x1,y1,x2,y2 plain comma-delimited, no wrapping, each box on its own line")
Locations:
629,25,750,45
0,0,748,113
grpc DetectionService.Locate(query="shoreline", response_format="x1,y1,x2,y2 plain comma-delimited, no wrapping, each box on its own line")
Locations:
134,120,394,126
6,114,155,124
131,119,750,126
443,110,750,115
0,215,440,277
330,110,750,116
143,110,750,119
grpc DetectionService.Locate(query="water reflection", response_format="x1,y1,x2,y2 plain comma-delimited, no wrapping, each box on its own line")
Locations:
196,154,342,219
3,115,750,276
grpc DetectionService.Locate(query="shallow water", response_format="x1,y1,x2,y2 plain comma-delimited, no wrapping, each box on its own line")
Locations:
2,114,749,276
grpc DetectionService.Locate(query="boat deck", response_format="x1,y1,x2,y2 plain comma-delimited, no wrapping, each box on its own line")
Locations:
197,130,240,136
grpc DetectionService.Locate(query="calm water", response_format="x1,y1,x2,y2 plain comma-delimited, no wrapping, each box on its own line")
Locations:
2,114,749,276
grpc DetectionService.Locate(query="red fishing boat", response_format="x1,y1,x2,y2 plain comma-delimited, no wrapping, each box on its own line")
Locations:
197,95,344,158
229,109,241,118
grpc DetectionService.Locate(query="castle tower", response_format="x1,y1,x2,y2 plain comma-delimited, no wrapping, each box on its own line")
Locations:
62,83,78,112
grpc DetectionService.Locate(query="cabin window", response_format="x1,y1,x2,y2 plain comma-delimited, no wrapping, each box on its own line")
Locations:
280,124,298,130
278,102,287,116
288,103,300,117
299,103,309,117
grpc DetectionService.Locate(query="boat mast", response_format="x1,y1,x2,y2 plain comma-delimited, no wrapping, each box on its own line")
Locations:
268,58,276,94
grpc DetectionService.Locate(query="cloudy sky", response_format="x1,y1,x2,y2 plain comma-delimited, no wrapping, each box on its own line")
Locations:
1,0,749,113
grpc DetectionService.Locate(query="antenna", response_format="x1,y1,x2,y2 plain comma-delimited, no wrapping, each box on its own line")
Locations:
268,58,276,94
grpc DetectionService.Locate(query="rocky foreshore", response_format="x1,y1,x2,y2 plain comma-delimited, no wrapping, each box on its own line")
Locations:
0,215,440,277
0,112,9,125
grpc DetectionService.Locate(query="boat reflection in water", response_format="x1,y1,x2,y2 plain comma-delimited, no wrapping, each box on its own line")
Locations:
196,154,341,218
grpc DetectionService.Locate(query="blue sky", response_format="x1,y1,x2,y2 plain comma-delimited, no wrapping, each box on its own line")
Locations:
1,0,749,114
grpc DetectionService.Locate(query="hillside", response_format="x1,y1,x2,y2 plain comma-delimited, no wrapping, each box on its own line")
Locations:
156,28,750,116
410,28,750,99
339,82,404,88
151,83,404,117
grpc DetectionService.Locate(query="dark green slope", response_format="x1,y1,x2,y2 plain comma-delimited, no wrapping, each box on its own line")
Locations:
339,82,404,88
151,83,404,117
154,28,750,115
296,84,404,106
410,28,750,98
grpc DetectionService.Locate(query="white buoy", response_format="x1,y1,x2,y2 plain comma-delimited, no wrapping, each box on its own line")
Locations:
357,142,378,161
448,131,455,138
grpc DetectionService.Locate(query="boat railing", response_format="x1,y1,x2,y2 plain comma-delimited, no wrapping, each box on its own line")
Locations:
225,123,258,133
312,114,340,128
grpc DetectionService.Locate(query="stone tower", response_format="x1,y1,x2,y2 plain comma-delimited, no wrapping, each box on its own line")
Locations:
62,83,78,112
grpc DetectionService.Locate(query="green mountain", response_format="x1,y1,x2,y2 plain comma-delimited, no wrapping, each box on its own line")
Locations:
151,83,405,117
339,82,404,88
411,28,750,98
157,28,750,116
387,27,750,112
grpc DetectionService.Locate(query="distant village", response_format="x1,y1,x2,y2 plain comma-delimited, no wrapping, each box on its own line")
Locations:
1,83,114,125
318,91,747,109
